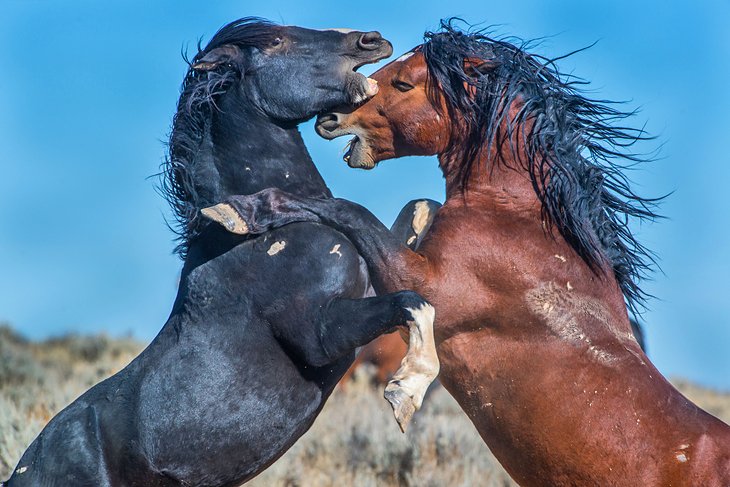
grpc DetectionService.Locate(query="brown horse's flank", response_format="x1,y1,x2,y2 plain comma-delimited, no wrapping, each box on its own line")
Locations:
313,24,730,486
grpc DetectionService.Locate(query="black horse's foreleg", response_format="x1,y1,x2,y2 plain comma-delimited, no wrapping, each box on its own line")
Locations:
201,190,430,294
314,292,426,364
278,292,438,432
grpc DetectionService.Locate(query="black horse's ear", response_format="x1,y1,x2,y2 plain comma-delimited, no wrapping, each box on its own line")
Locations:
192,45,242,71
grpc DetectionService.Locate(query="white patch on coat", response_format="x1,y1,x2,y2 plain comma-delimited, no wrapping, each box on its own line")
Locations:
319,28,355,33
411,200,431,236
526,282,634,365
329,244,342,257
267,241,286,256
554,254,567,262
16,466,28,474
395,52,415,63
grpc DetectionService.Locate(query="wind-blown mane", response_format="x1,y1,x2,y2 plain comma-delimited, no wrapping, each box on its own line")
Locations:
159,17,279,258
422,20,662,313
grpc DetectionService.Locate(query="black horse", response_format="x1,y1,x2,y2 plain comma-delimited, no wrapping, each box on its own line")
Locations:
4,18,439,487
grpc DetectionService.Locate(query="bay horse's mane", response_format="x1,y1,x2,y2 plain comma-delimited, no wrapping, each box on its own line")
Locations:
159,17,279,258
421,19,663,313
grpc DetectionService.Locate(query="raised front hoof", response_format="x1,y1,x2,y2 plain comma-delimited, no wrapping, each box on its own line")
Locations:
201,203,249,235
384,381,418,433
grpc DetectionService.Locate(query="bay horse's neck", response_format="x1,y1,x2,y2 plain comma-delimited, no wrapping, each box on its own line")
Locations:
439,144,538,211
206,87,331,203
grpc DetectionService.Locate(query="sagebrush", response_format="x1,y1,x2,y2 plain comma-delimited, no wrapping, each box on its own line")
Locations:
1,326,728,486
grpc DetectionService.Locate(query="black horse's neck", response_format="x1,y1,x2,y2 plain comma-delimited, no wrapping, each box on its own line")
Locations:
178,86,331,271
205,86,331,202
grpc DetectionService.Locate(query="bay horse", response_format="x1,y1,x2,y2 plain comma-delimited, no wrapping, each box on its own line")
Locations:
3,18,439,487
343,199,647,388
203,22,730,486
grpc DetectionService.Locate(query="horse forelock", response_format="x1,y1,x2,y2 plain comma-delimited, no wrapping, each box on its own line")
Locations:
422,18,663,314
158,18,280,259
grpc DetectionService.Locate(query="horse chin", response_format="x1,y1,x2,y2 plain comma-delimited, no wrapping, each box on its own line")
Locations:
343,135,376,169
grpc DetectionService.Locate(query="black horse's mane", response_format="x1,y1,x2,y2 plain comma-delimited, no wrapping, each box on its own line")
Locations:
422,20,662,313
159,17,279,258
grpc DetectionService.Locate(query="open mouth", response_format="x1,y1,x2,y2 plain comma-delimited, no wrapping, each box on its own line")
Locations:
342,134,376,169
343,135,359,165
347,46,388,106
347,74,379,106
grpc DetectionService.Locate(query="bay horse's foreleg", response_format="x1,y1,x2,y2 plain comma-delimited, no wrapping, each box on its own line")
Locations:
201,189,431,294
390,199,442,251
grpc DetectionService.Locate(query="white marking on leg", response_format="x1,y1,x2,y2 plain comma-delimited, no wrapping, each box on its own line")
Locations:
411,200,431,237
329,244,342,257
267,241,286,256
384,303,440,432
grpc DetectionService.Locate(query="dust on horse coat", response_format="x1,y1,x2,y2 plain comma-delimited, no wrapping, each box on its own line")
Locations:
205,21,730,487
3,18,439,487
342,200,647,387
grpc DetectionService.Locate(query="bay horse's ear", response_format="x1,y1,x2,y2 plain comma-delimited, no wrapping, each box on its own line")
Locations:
192,45,242,72
464,57,497,77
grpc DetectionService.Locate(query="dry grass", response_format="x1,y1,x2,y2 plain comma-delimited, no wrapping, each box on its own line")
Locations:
1,326,728,485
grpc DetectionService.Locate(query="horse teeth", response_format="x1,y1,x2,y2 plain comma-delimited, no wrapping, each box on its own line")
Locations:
365,77,379,96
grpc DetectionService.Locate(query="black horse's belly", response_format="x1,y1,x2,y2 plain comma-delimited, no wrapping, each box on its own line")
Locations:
134,223,368,485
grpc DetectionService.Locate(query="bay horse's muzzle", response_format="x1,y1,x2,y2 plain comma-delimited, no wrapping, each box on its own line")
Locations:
315,112,343,138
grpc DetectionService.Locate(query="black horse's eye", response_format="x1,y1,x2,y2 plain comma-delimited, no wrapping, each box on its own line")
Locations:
271,37,283,47
393,80,414,92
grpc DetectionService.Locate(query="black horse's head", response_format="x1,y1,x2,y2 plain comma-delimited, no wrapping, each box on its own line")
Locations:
164,18,393,258
189,19,393,122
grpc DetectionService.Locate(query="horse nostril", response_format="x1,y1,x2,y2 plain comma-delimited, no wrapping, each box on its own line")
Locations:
357,31,383,51
316,113,340,132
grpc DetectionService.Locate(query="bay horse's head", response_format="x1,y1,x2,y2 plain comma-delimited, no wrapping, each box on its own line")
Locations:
315,48,446,169
189,18,393,123
316,20,662,314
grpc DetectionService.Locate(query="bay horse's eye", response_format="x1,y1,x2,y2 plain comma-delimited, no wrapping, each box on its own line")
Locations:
393,80,414,92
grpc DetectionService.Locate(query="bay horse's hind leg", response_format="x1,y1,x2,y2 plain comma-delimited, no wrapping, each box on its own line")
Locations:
315,294,439,432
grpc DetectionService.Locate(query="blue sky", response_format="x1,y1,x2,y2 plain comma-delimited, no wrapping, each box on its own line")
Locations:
1,1,728,389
